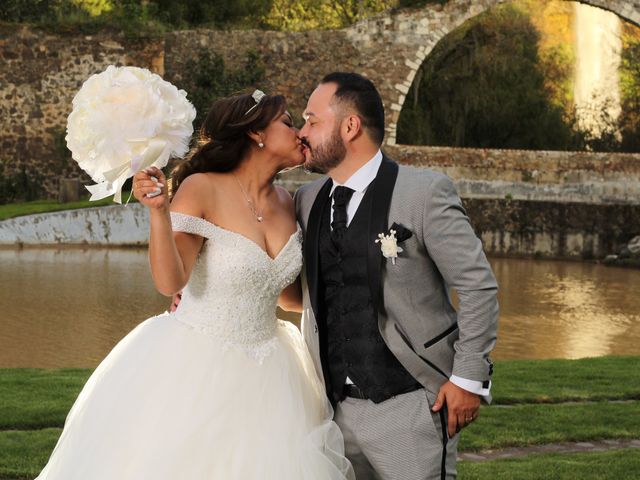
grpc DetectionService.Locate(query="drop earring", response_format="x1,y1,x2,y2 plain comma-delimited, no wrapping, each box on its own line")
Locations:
258,141,264,148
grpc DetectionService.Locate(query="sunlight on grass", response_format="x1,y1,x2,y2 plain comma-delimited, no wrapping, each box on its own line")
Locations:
0,193,136,221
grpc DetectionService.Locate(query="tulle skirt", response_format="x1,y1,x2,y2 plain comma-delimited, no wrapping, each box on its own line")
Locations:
36,313,354,479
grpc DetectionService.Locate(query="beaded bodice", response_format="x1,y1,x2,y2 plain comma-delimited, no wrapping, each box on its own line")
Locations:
169,212,302,362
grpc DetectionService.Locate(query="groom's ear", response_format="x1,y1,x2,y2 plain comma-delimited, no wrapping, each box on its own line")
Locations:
343,114,362,142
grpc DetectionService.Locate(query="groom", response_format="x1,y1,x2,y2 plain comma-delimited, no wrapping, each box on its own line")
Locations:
295,72,499,480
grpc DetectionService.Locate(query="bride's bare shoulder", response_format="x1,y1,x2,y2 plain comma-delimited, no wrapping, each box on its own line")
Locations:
170,173,225,215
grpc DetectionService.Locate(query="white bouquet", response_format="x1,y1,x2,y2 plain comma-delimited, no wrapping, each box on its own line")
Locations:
66,65,196,203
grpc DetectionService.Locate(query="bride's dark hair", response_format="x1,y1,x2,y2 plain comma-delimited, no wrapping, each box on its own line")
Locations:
170,91,286,196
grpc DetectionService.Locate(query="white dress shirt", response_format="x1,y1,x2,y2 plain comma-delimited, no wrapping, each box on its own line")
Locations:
329,150,491,397
329,150,383,227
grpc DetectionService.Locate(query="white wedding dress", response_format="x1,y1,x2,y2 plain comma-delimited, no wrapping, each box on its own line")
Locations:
36,212,354,480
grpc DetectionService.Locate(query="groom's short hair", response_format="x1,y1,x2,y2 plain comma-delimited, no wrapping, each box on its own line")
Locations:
321,72,385,146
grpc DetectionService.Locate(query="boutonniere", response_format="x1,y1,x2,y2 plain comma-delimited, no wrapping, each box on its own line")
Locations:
375,230,402,264
375,223,413,265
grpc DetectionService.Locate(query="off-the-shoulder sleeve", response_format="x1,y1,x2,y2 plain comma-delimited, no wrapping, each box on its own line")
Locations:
170,212,216,239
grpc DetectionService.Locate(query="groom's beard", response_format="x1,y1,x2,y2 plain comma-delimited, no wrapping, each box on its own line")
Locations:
303,127,346,174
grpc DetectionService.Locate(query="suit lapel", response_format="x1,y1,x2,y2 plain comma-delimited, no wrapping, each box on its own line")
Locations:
305,177,333,322
367,156,399,311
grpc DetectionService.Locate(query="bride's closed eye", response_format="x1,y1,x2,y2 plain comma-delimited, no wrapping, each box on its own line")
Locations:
281,112,294,127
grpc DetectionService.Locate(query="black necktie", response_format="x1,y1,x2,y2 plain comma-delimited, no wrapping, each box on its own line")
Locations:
331,186,354,243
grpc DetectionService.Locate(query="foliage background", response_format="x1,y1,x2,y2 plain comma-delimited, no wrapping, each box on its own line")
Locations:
1,0,638,191
0,0,445,32
396,1,640,151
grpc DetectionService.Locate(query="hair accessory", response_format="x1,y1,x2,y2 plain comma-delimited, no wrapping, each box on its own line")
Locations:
244,89,266,116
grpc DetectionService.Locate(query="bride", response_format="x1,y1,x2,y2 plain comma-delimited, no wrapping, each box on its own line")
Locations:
36,91,354,479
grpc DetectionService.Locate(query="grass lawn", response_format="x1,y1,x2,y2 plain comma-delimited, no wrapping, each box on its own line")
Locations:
0,429,60,480
0,194,136,221
1,356,639,478
458,448,640,479
460,400,640,451
0,369,92,430
490,356,640,404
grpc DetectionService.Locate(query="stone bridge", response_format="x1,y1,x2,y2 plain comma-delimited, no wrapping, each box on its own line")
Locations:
338,0,640,145
2,0,639,257
3,0,639,194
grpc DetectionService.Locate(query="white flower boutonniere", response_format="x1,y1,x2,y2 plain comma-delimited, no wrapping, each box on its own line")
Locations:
375,230,404,265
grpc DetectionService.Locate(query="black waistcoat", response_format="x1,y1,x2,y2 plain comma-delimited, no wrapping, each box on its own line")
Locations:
318,186,419,404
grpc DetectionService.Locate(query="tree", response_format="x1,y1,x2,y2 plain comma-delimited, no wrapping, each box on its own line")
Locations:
619,26,640,151
180,50,266,129
150,0,272,28
262,0,395,31
397,4,582,150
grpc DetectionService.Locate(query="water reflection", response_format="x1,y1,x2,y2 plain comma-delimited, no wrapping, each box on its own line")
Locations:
1,249,639,368
0,248,167,368
491,258,640,360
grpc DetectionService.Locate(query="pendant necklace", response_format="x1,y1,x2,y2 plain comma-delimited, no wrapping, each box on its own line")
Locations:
233,174,264,222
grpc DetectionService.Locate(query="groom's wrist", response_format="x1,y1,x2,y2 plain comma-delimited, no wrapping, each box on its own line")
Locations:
450,375,491,397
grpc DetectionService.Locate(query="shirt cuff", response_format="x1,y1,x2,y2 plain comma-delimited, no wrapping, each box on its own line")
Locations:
450,374,492,400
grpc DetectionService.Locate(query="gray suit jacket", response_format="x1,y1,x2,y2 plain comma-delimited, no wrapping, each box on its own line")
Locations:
294,156,498,400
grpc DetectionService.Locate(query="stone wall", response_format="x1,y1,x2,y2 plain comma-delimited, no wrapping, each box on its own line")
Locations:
163,29,361,121
278,145,640,206
0,203,149,245
386,145,640,204
342,0,640,145
465,199,640,259
1,24,368,200
2,193,637,261
1,1,639,259
0,24,164,199
3,0,640,200
277,158,640,260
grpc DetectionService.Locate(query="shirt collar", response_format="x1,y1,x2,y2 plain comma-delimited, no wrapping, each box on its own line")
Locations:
330,150,383,197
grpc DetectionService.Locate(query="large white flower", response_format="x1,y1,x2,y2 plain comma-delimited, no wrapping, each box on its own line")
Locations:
66,65,196,203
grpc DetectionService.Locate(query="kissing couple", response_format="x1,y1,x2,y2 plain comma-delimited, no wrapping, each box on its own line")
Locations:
36,72,498,480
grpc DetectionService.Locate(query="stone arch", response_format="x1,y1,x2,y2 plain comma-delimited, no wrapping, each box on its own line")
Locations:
344,0,640,145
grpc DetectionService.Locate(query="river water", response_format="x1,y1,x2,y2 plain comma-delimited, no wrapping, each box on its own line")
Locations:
1,248,638,368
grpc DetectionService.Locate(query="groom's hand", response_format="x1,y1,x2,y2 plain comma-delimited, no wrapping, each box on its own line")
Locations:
432,381,480,438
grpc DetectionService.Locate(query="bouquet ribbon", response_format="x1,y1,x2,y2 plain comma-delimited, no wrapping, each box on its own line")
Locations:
85,139,167,204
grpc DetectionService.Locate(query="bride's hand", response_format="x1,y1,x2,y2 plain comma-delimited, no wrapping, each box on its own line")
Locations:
133,167,168,209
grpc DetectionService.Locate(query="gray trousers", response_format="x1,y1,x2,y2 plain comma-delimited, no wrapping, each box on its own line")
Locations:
334,389,458,480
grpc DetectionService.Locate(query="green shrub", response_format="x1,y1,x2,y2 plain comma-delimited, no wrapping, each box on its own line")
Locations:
180,50,265,130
